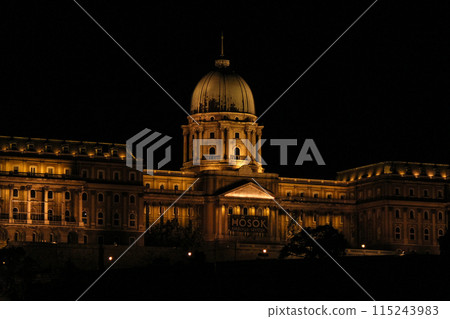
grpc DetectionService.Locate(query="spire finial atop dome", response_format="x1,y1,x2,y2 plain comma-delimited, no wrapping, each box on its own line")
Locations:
215,32,230,68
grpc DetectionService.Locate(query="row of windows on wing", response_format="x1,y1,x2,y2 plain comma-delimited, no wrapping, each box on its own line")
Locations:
11,189,137,204
393,187,443,198
394,209,445,221
6,142,122,157
11,232,136,246
146,184,182,191
285,191,347,200
393,227,445,241
9,165,137,181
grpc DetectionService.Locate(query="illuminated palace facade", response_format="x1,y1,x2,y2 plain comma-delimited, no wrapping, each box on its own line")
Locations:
0,54,449,255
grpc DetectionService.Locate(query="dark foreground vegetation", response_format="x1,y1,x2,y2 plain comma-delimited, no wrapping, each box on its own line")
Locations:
2,249,449,301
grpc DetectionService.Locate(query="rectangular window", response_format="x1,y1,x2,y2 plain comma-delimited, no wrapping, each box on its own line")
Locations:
209,132,215,138
13,166,19,174
64,168,70,176
129,172,136,181
423,189,429,197
30,166,36,175
113,172,120,181
30,190,36,198
395,188,400,195
13,189,19,197
81,169,88,178
47,191,53,200
47,167,54,175
97,170,104,180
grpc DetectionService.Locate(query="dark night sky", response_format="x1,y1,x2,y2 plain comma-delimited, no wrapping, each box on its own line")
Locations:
1,0,449,179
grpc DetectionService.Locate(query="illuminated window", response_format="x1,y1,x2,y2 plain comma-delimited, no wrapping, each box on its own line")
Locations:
395,227,401,240
97,212,104,225
409,228,415,240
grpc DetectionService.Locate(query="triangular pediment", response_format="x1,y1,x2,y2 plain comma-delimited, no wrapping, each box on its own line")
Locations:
222,182,275,199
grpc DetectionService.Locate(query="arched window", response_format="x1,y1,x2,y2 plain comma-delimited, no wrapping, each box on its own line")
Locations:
438,229,444,237
160,184,165,190
243,207,248,216
129,213,136,227
129,195,135,204
13,189,19,197
424,229,429,241
47,191,53,200
424,211,429,220
438,212,443,221
174,185,179,191
145,183,150,188
114,194,120,203
97,193,104,202
256,208,263,216
209,147,216,155
228,207,233,215
395,227,401,240
64,210,71,222
82,211,88,224
97,212,104,225
30,190,36,198
234,147,240,156
409,210,414,219
13,207,19,219
82,192,88,201
65,191,71,200
113,213,120,226
409,228,415,240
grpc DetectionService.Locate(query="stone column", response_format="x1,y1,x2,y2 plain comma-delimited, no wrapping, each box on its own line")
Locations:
78,189,84,227
223,128,229,160
8,185,13,223
183,131,188,163
26,186,32,224
43,187,49,225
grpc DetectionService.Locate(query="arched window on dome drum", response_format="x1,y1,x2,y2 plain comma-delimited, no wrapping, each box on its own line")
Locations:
234,147,240,156
209,147,216,155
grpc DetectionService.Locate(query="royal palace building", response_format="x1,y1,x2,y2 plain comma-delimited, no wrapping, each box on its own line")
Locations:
0,50,449,256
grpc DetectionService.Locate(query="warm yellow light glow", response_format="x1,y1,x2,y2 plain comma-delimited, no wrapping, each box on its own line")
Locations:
262,249,267,254
361,244,366,249
108,256,113,261
187,252,192,257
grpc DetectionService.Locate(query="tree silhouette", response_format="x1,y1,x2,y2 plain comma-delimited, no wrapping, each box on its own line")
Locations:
280,225,347,259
